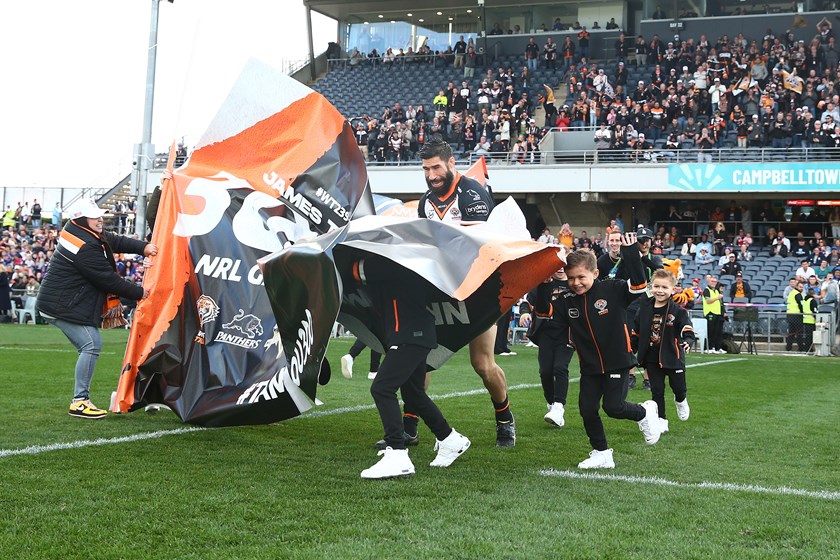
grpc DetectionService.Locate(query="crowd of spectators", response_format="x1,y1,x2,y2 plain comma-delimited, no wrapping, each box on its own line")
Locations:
0,199,145,322
353,72,547,164
569,19,840,159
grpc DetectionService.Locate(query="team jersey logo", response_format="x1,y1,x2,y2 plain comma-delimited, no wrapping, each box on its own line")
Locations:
197,295,220,326
223,309,264,339
594,299,609,315
666,313,676,326
568,308,580,318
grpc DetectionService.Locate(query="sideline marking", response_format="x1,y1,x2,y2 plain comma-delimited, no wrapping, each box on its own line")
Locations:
538,469,840,501
0,358,744,458
0,346,117,355
0,427,206,459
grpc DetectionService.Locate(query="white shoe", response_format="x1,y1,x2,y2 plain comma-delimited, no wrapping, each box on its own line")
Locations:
638,400,663,445
367,371,377,380
499,351,517,356
525,341,538,348
675,397,690,421
340,354,353,379
430,429,471,467
716,348,726,354
578,448,615,469
660,418,669,433
544,402,565,427
360,447,415,479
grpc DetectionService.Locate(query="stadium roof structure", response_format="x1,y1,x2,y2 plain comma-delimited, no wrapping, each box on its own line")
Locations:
304,0,491,25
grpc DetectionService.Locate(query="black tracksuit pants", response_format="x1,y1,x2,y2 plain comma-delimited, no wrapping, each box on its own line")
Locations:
579,370,646,451
349,338,382,372
370,344,451,449
494,310,513,353
537,329,573,405
707,313,724,351
645,361,687,420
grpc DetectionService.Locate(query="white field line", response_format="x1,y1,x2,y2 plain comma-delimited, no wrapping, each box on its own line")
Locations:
0,427,205,458
0,346,118,355
538,469,840,501
0,358,744,458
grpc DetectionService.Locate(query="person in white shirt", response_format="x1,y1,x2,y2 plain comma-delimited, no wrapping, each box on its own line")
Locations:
693,64,708,89
795,259,817,282
681,236,697,255
709,77,726,112
717,246,735,267
594,123,612,149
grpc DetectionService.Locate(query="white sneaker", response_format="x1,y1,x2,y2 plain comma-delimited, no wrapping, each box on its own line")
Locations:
367,371,377,380
430,429,471,467
578,448,615,469
499,351,517,356
716,348,726,354
525,341,537,348
660,418,669,433
675,397,690,421
544,402,565,427
638,400,663,445
340,354,353,379
360,447,415,479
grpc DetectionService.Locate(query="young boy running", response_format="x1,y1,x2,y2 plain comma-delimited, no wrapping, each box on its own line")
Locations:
534,233,664,469
631,269,695,434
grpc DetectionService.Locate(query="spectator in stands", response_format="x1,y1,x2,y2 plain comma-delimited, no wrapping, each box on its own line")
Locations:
796,259,817,282
738,242,754,262
594,123,612,149
720,253,743,277
453,36,467,68
681,236,697,256
729,272,753,301
525,37,539,73
577,27,590,62
695,246,714,265
820,268,840,304
630,133,653,162
791,235,813,260
712,221,729,255
542,37,557,71
561,37,575,71
652,4,667,19
769,111,793,147
464,47,477,79
696,127,714,162
52,203,63,231
606,18,619,30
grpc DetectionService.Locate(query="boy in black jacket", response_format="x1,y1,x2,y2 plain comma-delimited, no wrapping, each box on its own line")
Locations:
631,269,695,434
346,255,470,480
535,233,664,469
518,268,573,428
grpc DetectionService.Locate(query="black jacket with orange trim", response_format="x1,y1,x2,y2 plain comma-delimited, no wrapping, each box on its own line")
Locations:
36,219,148,327
535,244,647,375
349,255,437,349
631,297,696,371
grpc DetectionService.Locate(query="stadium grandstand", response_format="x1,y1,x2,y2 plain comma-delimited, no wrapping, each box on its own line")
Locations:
2,0,839,353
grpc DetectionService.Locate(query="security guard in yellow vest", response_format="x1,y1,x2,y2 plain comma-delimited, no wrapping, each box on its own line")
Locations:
785,280,804,352
802,287,818,352
702,275,725,353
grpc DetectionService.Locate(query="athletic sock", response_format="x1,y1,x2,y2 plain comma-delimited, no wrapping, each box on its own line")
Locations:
492,396,514,423
402,413,419,437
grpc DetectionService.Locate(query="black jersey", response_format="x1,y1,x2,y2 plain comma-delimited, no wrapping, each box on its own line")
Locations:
417,173,493,224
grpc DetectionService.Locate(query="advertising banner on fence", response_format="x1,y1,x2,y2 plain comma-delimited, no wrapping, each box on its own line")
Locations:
668,162,840,192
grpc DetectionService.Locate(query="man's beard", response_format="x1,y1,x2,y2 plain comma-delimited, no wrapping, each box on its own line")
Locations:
427,167,455,196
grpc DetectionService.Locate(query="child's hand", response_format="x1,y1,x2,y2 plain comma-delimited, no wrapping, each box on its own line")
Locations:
519,313,532,328
682,341,691,353
621,232,638,246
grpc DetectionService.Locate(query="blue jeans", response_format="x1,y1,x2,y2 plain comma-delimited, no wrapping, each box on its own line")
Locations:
47,318,102,401
527,58,537,72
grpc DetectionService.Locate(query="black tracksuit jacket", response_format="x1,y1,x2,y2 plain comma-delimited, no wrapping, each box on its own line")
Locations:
631,297,696,371
535,244,648,375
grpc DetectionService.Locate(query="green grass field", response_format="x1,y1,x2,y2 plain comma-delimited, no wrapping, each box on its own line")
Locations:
1,324,838,559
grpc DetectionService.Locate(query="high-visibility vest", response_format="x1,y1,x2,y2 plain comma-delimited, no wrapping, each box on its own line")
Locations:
703,287,722,315
786,289,802,315
803,295,816,325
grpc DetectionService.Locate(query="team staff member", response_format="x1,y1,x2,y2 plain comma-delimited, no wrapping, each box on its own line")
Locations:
702,275,726,354
802,287,819,352
411,136,516,447
632,269,695,434
518,268,573,427
347,255,470,479
36,199,157,419
536,234,664,470
785,279,805,352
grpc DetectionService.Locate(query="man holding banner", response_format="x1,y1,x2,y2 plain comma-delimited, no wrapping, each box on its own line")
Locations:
415,137,517,447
